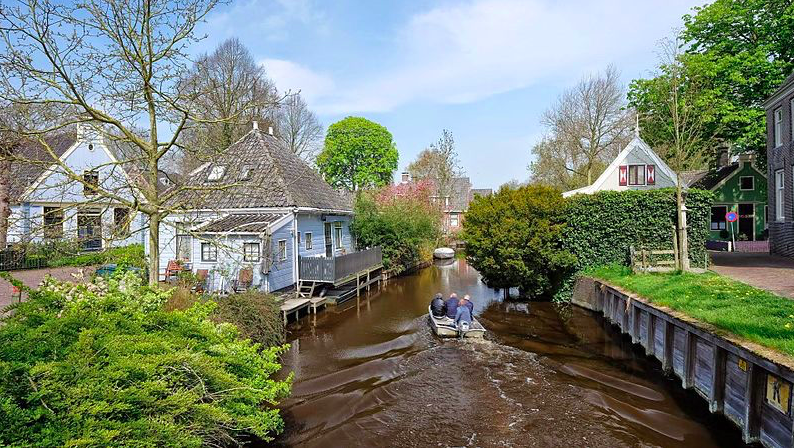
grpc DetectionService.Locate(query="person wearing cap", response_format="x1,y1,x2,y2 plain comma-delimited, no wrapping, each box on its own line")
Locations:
460,294,474,317
430,293,446,318
454,297,472,331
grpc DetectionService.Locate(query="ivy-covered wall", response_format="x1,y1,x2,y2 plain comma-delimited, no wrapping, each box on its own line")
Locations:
562,188,713,271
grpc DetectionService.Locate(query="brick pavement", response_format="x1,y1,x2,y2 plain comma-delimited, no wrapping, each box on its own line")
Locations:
710,252,794,299
0,266,96,312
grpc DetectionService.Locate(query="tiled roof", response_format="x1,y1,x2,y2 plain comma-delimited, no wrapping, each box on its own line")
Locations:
174,129,352,211
689,164,739,190
8,132,76,203
197,213,288,233
447,177,472,211
470,188,492,199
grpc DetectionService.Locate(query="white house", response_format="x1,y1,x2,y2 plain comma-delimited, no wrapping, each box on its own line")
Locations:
562,135,678,197
151,125,373,293
8,126,148,250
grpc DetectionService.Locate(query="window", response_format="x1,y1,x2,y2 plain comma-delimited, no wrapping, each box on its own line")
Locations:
628,164,646,186
305,232,312,250
297,232,301,247
201,242,217,262
710,206,727,231
207,165,225,181
334,222,343,249
739,176,754,191
239,164,254,181
774,108,783,147
113,208,130,238
278,239,287,261
83,170,99,195
176,234,192,261
43,207,64,239
791,99,794,141
776,169,785,221
243,242,260,262
450,213,459,227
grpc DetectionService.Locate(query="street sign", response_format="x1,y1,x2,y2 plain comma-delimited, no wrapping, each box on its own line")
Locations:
726,211,738,223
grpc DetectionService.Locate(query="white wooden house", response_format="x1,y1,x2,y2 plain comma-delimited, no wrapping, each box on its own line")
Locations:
563,135,677,197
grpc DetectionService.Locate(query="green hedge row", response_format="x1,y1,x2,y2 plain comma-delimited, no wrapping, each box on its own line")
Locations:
562,188,713,272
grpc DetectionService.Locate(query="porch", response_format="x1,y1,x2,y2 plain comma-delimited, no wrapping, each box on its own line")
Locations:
298,247,383,286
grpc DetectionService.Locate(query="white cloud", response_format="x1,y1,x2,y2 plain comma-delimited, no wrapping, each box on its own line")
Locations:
260,58,335,104
306,0,699,114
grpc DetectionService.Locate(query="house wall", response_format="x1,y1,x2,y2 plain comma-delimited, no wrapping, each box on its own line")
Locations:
600,145,677,191
767,81,794,257
709,163,768,241
295,213,353,257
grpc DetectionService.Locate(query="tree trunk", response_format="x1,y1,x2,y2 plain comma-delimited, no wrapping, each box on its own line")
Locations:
675,176,690,271
148,214,160,286
0,158,9,247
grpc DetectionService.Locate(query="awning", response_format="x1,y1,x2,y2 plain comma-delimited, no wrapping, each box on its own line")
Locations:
196,213,288,233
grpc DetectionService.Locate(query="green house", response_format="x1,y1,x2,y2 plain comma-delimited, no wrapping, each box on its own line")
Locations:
688,155,768,242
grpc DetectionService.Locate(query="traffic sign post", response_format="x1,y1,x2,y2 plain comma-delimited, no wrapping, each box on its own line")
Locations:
726,211,738,251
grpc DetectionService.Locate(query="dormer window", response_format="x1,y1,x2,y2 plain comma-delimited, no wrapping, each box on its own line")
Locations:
240,164,254,181
207,165,225,182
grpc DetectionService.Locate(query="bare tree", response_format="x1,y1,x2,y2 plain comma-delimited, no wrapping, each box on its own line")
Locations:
0,0,279,286
276,93,323,164
178,37,281,174
530,65,634,188
407,129,462,199
650,36,714,271
0,127,13,247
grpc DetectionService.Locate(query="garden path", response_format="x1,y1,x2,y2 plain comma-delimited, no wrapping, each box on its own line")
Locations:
0,266,96,312
710,251,794,299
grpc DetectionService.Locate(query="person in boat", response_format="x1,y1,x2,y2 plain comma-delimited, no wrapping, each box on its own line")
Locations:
460,295,474,316
445,293,459,319
454,297,472,331
430,293,447,318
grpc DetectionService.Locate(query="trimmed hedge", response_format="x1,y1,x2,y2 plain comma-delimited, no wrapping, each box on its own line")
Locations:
562,188,713,272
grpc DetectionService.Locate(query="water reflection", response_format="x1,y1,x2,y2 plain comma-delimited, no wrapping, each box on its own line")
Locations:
273,260,747,448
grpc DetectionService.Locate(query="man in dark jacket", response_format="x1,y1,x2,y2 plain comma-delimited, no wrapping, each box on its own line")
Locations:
445,293,459,319
430,293,446,318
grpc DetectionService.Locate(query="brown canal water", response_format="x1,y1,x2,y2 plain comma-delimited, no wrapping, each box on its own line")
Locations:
273,259,750,447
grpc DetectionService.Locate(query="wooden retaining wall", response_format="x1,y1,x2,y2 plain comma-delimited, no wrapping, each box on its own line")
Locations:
576,278,794,448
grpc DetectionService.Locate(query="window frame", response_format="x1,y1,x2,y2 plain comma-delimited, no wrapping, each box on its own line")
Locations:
83,170,99,196
627,164,646,186
450,213,459,227
113,207,131,238
739,176,755,191
305,232,312,250
200,242,217,262
277,239,287,261
776,169,785,221
239,164,254,181
710,205,728,231
243,242,260,262
334,221,343,249
207,165,225,182
43,206,64,239
774,108,783,148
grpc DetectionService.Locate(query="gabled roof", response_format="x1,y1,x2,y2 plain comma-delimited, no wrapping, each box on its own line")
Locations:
8,132,77,203
448,177,472,211
688,164,739,190
175,129,352,212
563,135,677,197
471,188,493,198
196,213,289,233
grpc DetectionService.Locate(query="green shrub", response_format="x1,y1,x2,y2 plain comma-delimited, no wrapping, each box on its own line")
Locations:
562,188,712,271
0,272,291,447
461,184,576,297
22,243,147,269
211,291,285,348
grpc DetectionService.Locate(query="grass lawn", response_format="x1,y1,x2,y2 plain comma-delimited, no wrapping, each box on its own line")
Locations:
587,265,794,358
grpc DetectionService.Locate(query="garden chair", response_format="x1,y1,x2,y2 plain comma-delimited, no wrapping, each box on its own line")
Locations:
164,260,183,283
233,268,254,292
194,269,209,293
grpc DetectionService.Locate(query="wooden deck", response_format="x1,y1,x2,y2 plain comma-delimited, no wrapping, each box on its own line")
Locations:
299,248,382,286
279,297,311,324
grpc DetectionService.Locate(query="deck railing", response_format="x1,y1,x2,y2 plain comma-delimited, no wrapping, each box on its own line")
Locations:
299,247,382,283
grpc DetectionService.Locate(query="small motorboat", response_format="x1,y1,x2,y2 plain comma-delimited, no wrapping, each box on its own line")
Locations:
433,247,455,259
428,306,486,339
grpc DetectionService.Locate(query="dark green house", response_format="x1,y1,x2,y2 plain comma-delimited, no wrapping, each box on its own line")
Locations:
688,155,768,242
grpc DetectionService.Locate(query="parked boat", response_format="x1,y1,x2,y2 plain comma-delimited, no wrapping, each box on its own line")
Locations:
427,306,486,338
433,247,455,259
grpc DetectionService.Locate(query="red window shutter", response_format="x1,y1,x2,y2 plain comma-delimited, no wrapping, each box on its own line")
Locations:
619,165,628,186
647,165,656,185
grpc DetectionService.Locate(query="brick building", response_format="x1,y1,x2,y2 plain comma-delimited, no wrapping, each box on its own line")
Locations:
765,72,794,257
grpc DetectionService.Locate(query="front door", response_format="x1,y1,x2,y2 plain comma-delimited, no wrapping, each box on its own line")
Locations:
324,222,333,257
738,203,754,241
77,213,102,251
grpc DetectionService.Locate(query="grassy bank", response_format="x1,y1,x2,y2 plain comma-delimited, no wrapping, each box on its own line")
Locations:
588,265,794,357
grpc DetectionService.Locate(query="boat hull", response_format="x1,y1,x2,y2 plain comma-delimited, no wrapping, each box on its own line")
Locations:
428,306,486,338
433,248,455,259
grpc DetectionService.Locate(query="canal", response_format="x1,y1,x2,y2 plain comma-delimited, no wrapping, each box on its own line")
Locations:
275,259,749,447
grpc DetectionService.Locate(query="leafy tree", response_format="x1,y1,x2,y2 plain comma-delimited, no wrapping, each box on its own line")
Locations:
461,185,576,297
351,181,441,273
629,0,794,165
317,117,399,191
529,65,634,189
407,129,462,198
0,272,291,447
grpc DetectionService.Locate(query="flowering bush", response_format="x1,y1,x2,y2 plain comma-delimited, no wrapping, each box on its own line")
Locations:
0,272,291,447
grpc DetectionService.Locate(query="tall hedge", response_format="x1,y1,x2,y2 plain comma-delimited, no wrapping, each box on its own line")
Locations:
562,188,713,272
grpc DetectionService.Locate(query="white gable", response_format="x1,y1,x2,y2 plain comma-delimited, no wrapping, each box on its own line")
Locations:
563,136,677,197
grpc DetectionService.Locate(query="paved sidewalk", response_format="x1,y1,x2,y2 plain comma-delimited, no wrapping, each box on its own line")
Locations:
710,252,794,299
1,266,96,311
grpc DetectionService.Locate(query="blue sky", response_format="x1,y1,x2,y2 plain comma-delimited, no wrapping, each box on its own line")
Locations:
196,0,704,189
